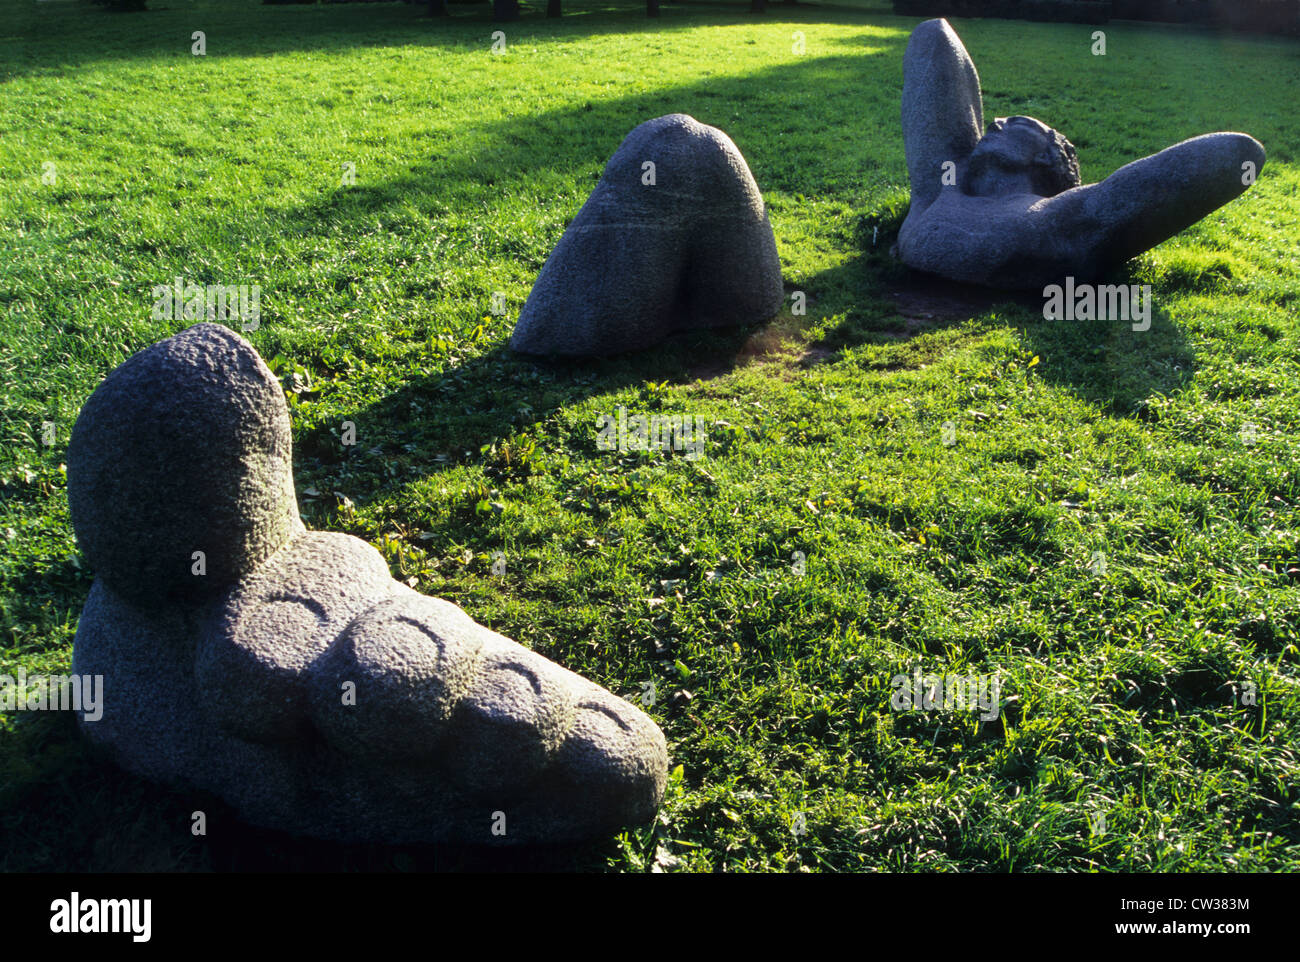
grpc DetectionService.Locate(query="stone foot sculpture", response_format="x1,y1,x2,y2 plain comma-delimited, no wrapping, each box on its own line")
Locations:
510,113,784,356
897,18,1266,290
67,323,668,844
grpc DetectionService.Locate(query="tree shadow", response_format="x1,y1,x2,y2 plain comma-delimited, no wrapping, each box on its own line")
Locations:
3,0,903,83
268,41,909,493
269,36,909,222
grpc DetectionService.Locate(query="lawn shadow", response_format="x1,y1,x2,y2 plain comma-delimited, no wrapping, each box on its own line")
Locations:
1011,286,1197,415
294,319,787,506
3,0,902,83
275,39,910,495
270,34,909,228
807,252,1197,414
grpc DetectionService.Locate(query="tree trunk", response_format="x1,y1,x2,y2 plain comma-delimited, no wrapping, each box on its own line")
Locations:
547,0,561,14
492,0,519,22
429,0,448,15
750,0,767,12
647,0,659,14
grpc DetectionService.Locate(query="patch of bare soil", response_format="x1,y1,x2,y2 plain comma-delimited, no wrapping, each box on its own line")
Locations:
886,274,1040,337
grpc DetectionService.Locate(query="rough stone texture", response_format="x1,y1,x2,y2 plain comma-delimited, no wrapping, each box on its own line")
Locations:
963,116,1080,200
510,113,784,356
897,19,1266,290
67,323,301,607
70,323,668,844
900,17,984,215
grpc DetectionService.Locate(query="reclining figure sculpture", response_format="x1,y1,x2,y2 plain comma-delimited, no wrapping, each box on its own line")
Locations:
897,18,1266,290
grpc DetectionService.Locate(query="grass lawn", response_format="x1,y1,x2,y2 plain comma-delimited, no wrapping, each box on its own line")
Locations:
1,0,1298,872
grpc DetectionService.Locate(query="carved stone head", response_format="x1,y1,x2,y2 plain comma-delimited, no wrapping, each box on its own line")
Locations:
963,115,1081,198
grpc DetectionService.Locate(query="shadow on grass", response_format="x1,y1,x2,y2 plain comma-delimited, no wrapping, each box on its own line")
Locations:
805,248,1197,414
251,26,1203,424
293,319,787,502
3,0,903,82
272,37,910,227
271,41,910,496
1012,295,1197,415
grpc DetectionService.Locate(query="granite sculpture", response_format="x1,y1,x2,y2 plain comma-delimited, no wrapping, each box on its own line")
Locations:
897,18,1266,290
67,323,668,844
510,113,784,356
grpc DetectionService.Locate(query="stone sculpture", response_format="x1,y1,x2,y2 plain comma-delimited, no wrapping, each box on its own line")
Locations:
897,18,1266,290
67,323,668,844
510,113,784,356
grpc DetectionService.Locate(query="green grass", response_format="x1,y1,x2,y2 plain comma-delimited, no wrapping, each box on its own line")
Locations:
2,0,1298,872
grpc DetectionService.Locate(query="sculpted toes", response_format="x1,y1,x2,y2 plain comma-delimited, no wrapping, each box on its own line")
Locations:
195,532,396,743
309,593,484,758
447,637,576,796
540,688,669,832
